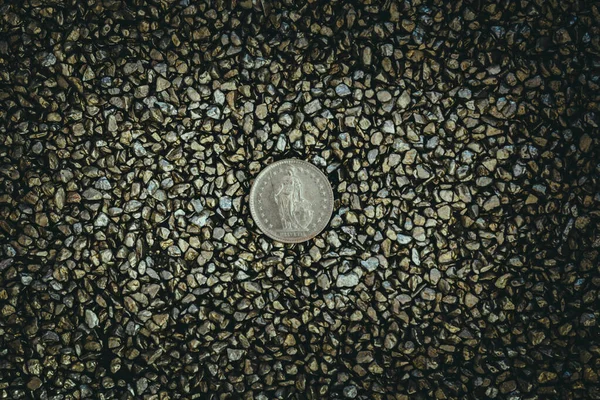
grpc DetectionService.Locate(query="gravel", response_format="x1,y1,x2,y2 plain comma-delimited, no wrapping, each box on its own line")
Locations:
0,0,599,399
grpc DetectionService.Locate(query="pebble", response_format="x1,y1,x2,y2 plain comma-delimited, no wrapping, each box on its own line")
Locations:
27,377,42,391
304,99,322,115
464,293,479,308
360,257,379,272
458,88,472,99
82,188,102,200
412,227,426,242
343,385,358,398
1,1,597,399
85,309,99,328
40,52,56,66
219,196,232,211
437,205,451,220
186,87,201,101
376,90,392,102
483,195,501,211
579,134,592,152
335,84,351,97
206,106,221,119
227,349,244,361
156,76,171,91
94,213,109,227
336,273,359,288
430,268,441,285
397,234,412,244
398,90,411,108
421,288,436,301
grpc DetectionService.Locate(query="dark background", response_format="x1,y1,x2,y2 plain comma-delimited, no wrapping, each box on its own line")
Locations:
0,0,599,398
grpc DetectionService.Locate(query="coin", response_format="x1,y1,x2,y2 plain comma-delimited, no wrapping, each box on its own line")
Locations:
249,159,334,243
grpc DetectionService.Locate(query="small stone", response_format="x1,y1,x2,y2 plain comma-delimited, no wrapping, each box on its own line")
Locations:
40,53,56,67
304,99,322,115
227,348,244,361
82,188,102,200
525,194,538,204
156,76,171,91
580,313,596,327
356,351,373,363
412,227,426,242
430,268,441,285
538,371,557,383
107,115,118,132
242,282,261,293
212,227,225,240
95,213,109,227
336,273,359,288
398,91,411,109
437,205,451,220
384,333,398,349
85,309,99,328
483,195,500,211
2,304,15,316
278,114,293,127
529,330,546,345
25,359,41,375
500,380,516,394
376,90,392,102
27,377,42,391
219,196,232,211
525,76,542,88
255,104,268,119
152,314,169,329
82,66,95,81
382,120,395,134
495,274,511,289
421,288,436,301
186,87,201,101
190,212,210,227
137,378,149,394
190,199,203,213
579,134,592,152
95,177,112,190
397,234,412,244
124,200,142,212
206,106,221,119
458,88,472,99
317,274,331,290
343,385,358,398
416,165,430,179
464,293,479,308
360,257,379,272
135,85,149,97
335,83,351,97
397,294,412,304
554,28,571,44
54,188,65,210
133,142,146,157
362,46,372,65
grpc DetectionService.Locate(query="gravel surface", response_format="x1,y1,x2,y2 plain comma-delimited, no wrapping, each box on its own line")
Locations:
1,0,599,399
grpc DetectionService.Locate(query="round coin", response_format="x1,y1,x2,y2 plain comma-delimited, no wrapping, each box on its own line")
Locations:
249,159,334,243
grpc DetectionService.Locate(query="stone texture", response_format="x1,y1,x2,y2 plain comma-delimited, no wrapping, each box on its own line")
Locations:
0,1,598,399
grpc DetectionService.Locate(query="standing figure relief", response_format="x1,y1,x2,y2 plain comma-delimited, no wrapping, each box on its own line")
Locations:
273,167,314,231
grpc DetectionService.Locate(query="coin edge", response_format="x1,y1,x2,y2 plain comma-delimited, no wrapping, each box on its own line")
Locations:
249,159,334,243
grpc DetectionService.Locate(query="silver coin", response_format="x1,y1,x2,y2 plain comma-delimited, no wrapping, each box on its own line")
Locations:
249,159,334,243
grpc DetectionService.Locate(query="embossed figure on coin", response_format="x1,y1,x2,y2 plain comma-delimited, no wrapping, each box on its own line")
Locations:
273,167,314,230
